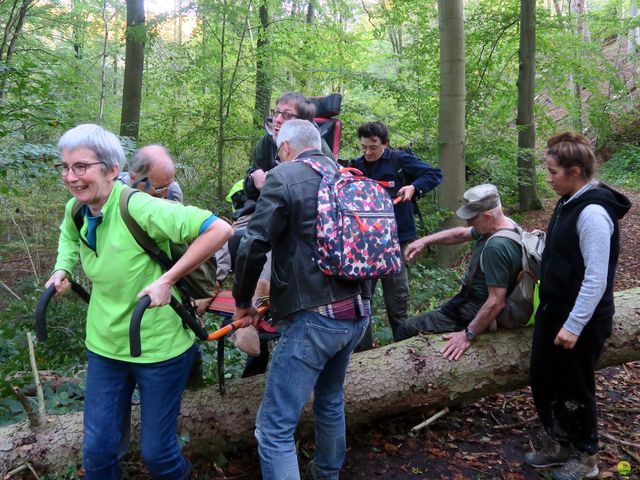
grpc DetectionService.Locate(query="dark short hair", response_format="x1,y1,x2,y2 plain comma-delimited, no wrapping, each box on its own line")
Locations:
276,92,316,121
546,131,596,179
357,121,390,144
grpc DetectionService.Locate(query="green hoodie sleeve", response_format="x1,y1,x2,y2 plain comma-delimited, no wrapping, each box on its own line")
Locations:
53,198,81,277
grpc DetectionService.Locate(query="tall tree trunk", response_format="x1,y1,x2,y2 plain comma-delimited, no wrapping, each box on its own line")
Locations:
216,0,228,200
174,0,183,45
516,0,541,211
302,0,315,90
119,0,146,140
436,0,466,266
253,1,272,130
98,0,109,125
629,0,640,53
573,0,591,132
0,0,33,100
554,0,564,15
576,0,591,41
2,289,640,474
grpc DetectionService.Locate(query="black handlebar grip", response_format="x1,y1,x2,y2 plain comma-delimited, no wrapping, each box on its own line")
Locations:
130,295,152,357
35,285,57,342
35,281,90,343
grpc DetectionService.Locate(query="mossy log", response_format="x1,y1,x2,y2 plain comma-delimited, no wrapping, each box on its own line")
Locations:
2,288,639,475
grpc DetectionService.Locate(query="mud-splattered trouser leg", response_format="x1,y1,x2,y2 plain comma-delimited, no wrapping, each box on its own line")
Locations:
529,312,612,455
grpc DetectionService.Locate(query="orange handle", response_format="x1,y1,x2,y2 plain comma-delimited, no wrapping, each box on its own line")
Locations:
393,195,404,205
206,303,270,341
207,320,242,341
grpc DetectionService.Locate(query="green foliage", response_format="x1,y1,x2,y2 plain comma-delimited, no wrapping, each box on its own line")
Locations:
0,278,87,425
600,144,640,189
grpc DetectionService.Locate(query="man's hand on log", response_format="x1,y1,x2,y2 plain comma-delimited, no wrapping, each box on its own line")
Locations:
441,330,471,361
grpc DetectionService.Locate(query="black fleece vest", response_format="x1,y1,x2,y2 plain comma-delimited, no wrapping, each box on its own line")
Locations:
539,187,620,322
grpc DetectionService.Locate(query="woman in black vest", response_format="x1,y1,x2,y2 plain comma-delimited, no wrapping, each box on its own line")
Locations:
524,132,631,480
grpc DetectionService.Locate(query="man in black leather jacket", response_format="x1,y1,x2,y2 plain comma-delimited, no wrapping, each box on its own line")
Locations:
232,120,370,480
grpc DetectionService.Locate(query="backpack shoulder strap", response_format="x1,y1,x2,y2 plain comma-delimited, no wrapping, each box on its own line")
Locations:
295,157,335,179
119,186,174,271
317,118,337,138
480,226,527,273
71,200,84,232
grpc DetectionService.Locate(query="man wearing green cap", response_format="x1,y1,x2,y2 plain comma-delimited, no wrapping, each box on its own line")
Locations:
397,184,523,360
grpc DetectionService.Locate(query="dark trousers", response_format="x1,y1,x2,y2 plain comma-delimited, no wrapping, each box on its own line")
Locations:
356,243,409,351
529,310,612,455
395,290,484,340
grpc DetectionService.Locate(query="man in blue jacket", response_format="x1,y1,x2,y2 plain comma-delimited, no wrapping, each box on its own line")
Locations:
353,121,443,348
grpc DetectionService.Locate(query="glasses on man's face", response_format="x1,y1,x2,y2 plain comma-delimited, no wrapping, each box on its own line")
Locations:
271,109,298,121
54,161,104,177
361,144,381,152
132,177,170,197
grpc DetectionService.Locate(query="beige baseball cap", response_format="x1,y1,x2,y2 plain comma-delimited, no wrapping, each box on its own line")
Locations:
456,184,501,219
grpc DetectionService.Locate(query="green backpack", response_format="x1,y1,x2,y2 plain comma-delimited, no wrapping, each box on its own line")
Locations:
71,186,218,301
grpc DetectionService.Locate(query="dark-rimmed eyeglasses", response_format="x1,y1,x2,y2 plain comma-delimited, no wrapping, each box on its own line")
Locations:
54,161,105,177
271,109,298,121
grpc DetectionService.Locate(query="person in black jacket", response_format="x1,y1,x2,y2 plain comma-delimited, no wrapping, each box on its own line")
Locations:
524,132,631,480
232,120,370,480
243,92,334,202
353,121,442,349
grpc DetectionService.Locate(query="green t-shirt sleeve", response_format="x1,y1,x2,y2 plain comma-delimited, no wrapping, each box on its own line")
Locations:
481,237,522,289
127,193,214,245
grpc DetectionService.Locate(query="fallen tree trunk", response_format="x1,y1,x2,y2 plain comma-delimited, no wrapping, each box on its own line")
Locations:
2,288,639,475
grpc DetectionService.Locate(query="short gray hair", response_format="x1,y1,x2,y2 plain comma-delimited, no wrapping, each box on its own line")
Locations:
129,145,172,176
276,120,321,153
58,124,125,171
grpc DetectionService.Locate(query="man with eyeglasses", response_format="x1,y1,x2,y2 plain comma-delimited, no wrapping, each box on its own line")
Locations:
353,121,443,350
243,92,335,202
119,145,183,202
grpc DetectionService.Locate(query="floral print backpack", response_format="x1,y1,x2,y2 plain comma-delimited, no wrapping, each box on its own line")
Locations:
295,157,402,281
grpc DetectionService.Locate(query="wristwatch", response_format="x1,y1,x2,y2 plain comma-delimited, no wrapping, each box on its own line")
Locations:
464,327,477,342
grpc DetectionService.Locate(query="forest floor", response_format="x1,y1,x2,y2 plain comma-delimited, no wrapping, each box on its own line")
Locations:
180,187,640,480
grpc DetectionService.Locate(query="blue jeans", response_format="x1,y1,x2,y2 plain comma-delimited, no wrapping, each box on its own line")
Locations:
255,310,368,480
83,345,196,480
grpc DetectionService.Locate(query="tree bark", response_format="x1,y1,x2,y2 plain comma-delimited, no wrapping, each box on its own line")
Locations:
436,0,466,265
253,1,272,130
629,0,640,54
119,0,145,140
98,0,109,125
516,0,541,211
3,288,640,474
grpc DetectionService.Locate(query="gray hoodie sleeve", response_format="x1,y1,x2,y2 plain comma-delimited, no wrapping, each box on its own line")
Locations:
564,204,614,335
